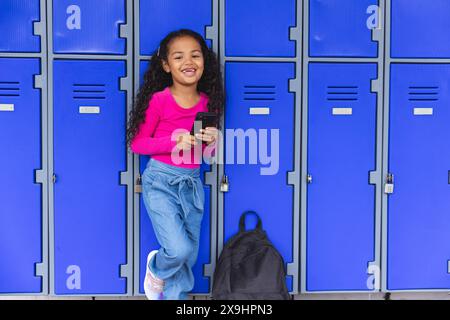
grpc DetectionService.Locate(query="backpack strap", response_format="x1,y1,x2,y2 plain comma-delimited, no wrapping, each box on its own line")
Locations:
239,210,263,232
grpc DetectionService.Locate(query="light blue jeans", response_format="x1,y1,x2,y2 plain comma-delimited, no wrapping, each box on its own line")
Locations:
141,157,205,300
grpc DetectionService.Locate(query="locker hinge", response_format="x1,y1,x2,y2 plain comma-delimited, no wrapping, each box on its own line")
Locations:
33,21,45,37
34,75,44,89
289,78,301,93
52,174,57,184
119,23,131,39
369,171,379,185
307,174,313,184
367,261,381,291
35,169,45,184
119,77,130,92
120,171,130,186
287,261,297,277
371,78,382,94
371,26,383,43
384,173,394,194
289,26,301,42
120,263,132,280
205,25,217,42
287,171,298,186
35,262,45,278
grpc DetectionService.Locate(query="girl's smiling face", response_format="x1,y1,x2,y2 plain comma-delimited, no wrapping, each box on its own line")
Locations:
162,36,205,86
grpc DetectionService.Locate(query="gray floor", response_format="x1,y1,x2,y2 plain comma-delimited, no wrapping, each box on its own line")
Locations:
1,292,450,300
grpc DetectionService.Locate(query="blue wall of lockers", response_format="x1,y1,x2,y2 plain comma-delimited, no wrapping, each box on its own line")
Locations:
1,0,450,296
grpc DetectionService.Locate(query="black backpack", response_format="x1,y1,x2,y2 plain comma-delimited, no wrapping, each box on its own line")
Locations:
212,211,291,300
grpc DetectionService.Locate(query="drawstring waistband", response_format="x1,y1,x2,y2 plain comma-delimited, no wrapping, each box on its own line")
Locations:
148,158,202,219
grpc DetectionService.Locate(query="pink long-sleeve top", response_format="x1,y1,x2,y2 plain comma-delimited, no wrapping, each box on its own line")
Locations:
130,86,216,168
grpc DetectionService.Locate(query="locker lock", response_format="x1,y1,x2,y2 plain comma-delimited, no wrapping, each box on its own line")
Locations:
385,173,394,194
220,175,229,193
135,175,142,194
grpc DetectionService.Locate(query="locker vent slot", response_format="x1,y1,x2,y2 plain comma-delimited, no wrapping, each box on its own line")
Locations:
243,85,276,101
327,85,358,101
0,81,20,97
408,86,439,101
73,84,106,100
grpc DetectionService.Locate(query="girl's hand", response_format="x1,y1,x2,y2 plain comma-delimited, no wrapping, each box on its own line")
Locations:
195,127,219,145
176,133,198,151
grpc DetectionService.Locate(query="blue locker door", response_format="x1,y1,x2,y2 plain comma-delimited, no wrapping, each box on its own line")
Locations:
224,62,295,291
137,62,212,294
309,0,379,58
53,60,127,294
0,0,40,53
307,63,377,291
53,0,126,54
225,0,296,57
139,0,212,56
391,0,450,58
0,58,42,293
388,64,450,290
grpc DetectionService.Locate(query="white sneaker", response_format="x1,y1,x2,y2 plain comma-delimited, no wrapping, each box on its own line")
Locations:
144,250,164,300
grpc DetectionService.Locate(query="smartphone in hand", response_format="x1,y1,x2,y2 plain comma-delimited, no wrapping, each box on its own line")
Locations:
190,112,218,136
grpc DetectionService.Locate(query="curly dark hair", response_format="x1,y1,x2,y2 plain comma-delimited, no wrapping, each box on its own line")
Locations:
127,29,225,147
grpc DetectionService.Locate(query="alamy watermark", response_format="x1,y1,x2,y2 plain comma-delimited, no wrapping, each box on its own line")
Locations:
170,121,280,176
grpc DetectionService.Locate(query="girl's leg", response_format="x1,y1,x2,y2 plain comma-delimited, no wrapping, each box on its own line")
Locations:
142,171,199,300
164,179,205,300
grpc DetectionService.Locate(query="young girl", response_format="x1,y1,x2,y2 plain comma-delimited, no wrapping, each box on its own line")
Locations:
127,29,224,300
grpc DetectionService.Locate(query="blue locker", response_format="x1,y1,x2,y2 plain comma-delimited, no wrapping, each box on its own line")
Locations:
139,0,212,56
223,62,295,291
391,0,450,58
0,58,42,293
53,60,127,294
53,0,126,54
307,63,377,291
0,0,40,52
387,64,450,290
225,0,296,57
309,0,378,58
137,61,212,294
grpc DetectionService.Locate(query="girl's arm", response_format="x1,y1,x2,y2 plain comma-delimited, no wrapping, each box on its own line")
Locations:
130,95,178,155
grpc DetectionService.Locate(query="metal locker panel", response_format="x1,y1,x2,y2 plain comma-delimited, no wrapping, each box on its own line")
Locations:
137,61,212,294
0,0,41,53
391,0,450,58
139,0,212,56
225,0,296,57
53,60,127,294
309,0,378,58
0,58,42,293
387,64,450,290
53,0,126,54
223,62,295,291
307,63,377,291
